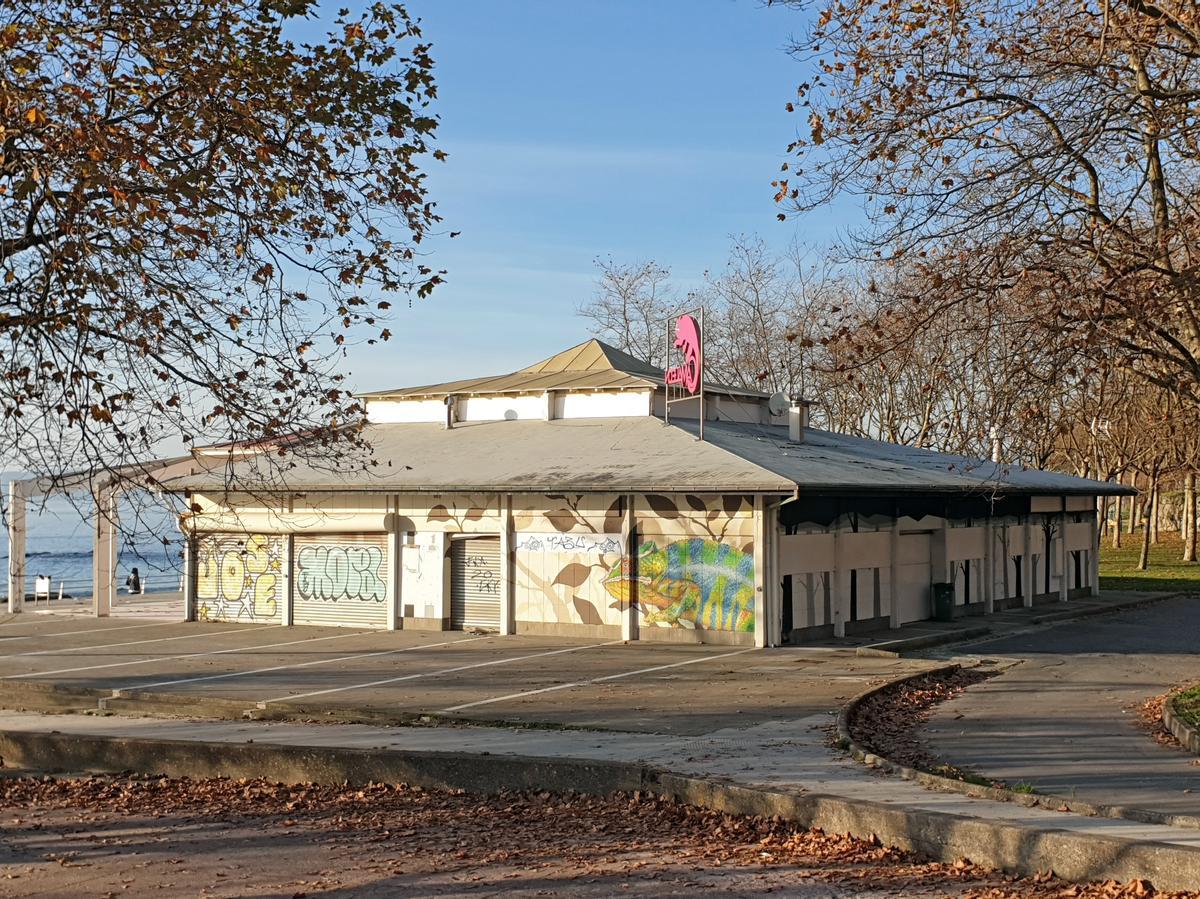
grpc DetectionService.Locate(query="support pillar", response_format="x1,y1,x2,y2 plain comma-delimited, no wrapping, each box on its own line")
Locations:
283,533,295,625
386,495,402,630
753,494,768,647
983,518,994,615
1090,511,1101,596
1023,516,1035,608
92,483,118,617
621,494,638,642
768,502,781,647
831,523,849,638
888,517,901,629
1058,511,1069,603
183,533,197,621
7,479,27,613
499,493,515,635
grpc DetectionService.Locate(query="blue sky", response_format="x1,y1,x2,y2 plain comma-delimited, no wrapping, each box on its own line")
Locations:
345,0,848,392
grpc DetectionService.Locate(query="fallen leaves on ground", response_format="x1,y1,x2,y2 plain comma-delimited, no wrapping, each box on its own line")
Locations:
0,775,1195,896
849,667,994,774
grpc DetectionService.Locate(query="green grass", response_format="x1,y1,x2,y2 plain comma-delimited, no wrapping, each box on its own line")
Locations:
1099,532,1200,593
1011,781,1037,795
1172,684,1200,730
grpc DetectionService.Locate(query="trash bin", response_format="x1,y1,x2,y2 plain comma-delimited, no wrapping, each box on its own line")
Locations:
931,582,955,622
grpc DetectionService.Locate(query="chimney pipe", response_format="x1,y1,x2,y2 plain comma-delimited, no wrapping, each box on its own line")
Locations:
990,425,1001,463
789,397,810,443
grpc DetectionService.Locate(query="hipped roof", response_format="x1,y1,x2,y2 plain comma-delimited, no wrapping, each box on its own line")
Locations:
168,415,1131,498
355,339,768,400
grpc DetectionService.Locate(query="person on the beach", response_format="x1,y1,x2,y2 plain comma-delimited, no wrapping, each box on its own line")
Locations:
125,568,142,594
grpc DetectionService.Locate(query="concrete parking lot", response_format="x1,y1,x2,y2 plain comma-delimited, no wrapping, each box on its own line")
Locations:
0,615,932,735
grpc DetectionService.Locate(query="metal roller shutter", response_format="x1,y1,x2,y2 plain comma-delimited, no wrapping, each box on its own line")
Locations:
194,533,285,624
450,536,502,630
292,534,390,629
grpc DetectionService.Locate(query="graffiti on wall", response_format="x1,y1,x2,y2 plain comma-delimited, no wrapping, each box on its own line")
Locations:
515,533,622,554
603,538,755,632
196,534,282,622
296,542,386,604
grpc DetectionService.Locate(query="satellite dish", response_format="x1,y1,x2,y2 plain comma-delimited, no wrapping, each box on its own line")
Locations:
767,392,790,417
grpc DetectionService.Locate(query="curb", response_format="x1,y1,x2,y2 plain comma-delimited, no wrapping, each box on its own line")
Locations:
837,665,1200,832
855,591,1186,658
1163,694,1200,756
1,726,1200,891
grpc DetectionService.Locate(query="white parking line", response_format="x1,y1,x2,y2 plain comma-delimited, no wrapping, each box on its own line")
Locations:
116,635,492,695
257,640,624,707
5,625,278,658
0,629,378,681
439,647,756,712
0,620,181,643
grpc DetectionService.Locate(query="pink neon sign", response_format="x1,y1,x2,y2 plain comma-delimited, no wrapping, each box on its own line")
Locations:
664,314,701,395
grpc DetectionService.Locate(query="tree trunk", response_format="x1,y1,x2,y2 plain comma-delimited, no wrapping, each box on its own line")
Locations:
1150,485,1160,545
1185,471,1197,563
1138,471,1157,571
1124,473,1137,535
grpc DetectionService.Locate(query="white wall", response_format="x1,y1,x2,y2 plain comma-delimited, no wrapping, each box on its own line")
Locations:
553,390,651,419
366,398,445,423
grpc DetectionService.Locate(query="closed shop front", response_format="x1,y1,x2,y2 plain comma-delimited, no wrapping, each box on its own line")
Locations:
450,535,502,630
195,533,285,624
293,534,390,628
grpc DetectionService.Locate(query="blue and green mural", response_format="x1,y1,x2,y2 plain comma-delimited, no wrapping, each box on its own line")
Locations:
296,543,386,604
603,538,755,632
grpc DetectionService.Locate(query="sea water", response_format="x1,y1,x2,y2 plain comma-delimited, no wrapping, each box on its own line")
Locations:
0,476,185,597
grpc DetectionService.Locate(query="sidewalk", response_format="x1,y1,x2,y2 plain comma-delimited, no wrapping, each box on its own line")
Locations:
845,589,1182,656
2,708,1200,890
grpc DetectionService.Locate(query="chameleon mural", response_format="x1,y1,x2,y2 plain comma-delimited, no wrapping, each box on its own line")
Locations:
603,538,755,632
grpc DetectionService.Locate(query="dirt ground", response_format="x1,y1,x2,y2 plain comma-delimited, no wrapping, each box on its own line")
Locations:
0,775,1192,898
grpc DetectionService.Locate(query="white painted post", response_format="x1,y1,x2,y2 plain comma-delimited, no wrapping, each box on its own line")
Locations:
7,480,26,613
768,502,781,647
832,524,849,638
387,496,402,631
888,517,901,629
499,493,515,635
1058,511,1069,603
92,483,117,617
183,534,197,621
753,494,768,647
283,533,295,626
1023,516,1035,608
983,518,994,615
621,494,638,642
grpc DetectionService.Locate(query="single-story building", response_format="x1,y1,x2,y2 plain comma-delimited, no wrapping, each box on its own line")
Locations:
152,337,1129,648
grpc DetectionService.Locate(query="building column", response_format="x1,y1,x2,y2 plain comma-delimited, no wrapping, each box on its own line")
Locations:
1058,511,1069,603
1090,509,1101,596
753,494,768,647
831,523,850,638
499,493,515,635
983,518,994,615
282,533,295,626
1023,515,1035,608
621,494,638,642
888,516,901,629
386,496,402,630
92,482,118,618
7,479,27,614
183,533,197,622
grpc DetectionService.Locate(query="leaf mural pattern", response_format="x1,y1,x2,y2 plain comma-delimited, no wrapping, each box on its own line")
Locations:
572,596,604,626
645,494,680,519
552,563,593,589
